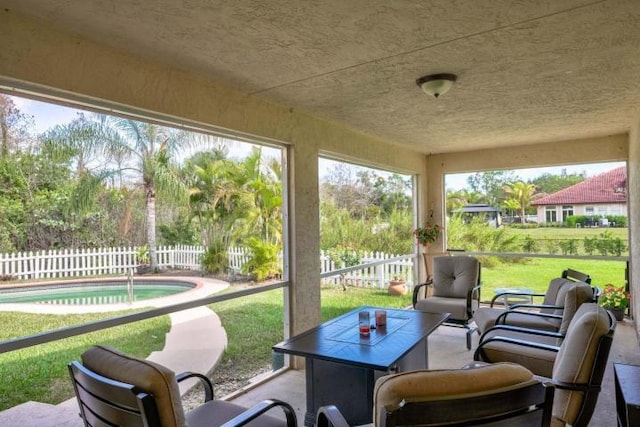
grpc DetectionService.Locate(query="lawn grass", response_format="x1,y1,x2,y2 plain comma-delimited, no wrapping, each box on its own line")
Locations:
480,258,626,303
504,227,628,240
0,311,170,411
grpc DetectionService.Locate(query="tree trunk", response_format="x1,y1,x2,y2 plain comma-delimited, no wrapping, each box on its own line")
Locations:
146,185,158,270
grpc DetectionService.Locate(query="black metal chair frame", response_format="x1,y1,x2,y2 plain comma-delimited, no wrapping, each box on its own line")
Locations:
68,360,297,427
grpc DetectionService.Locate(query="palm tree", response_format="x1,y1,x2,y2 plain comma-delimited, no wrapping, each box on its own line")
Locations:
45,113,203,269
503,182,537,224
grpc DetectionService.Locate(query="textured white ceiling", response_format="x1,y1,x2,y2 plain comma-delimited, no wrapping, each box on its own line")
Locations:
3,0,640,153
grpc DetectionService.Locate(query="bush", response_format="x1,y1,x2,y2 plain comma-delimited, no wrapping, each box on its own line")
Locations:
201,243,228,274
242,237,281,281
447,216,520,254
606,215,627,227
558,239,578,255
522,235,538,253
327,244,362,268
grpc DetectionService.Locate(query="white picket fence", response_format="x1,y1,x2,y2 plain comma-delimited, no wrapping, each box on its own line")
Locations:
0,245,414,288
319,251,414,288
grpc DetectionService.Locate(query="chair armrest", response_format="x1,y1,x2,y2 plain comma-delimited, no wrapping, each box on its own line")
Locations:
176,372,213,402
479,324,564,343
508,303,560,311
412,279,433,308
490,291,545,307
466,284,482,316
496,309,562,325
474,335,560,363
316,405,350,427
220,399,298,427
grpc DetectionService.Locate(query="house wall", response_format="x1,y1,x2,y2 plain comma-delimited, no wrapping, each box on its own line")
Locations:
534,203,628,224
0,11,429,344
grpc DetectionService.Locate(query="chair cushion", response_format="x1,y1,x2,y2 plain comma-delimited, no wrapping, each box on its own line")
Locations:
81,345,187,427
186,400,287,427
373,363,535,426
558,283,594,335
432,256,479,298
542,278,572,310
415,296,469,320
473,307,504,334
475,338,557,378
552,303,610,426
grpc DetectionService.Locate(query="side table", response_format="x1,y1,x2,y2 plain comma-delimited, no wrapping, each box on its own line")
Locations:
614,363,640,427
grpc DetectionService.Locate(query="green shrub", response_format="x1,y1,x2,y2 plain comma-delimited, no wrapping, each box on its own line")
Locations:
606,215,627,227
447,216,520,254
558,239,578,255
201,243,228,274
522,235,539,253
583,236,597,255
242,237,281,281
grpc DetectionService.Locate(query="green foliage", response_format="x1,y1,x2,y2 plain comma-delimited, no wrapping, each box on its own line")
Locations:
522,235,538,253
201,242,228,274
158,216,199,245
327,244,362,268
583,236,597,255
447,216,520,254
320,203,413,255
594,230,627,256
558,239,578,255
466,171,516,207
566,215,627,228
529,171,585,194
599,284,630,309
242,237,281,281
544,239,559,254
136,244,150,265
607,215,627,227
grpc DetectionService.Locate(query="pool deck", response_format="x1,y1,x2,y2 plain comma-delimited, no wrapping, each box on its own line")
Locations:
0,276,229,427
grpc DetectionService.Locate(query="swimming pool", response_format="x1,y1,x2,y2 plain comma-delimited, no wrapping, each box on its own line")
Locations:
0,280,195,305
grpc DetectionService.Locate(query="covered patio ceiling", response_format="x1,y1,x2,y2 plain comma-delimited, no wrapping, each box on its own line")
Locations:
3,0,640,154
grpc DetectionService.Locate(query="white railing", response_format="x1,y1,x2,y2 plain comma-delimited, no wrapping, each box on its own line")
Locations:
0,245,414,288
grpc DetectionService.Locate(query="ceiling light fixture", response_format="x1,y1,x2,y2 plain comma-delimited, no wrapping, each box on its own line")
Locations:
416,73,457,98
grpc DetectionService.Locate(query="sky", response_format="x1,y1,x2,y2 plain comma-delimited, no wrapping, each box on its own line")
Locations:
11,94,626,187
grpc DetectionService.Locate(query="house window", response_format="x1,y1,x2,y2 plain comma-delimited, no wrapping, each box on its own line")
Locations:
545,207,557,223
562,205,574,222
585,207,594,215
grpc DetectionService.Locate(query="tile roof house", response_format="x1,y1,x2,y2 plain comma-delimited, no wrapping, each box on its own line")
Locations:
531,167,627,224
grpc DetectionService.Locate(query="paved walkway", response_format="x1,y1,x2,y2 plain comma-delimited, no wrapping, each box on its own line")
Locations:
0,276,229,427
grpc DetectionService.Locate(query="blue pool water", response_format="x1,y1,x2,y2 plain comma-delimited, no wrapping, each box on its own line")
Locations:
0,280,195,305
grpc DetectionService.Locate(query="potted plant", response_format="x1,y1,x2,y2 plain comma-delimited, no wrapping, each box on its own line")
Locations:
388,275,407,296
413,221,443,250
136,244,151,274
599,284,630,321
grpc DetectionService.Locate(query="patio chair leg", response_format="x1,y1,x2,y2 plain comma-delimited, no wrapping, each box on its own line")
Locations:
466,326,477,350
